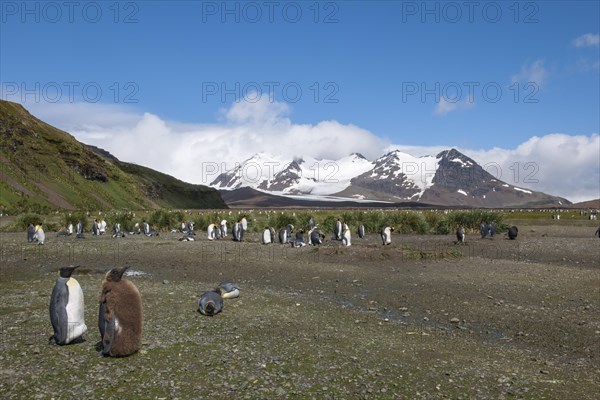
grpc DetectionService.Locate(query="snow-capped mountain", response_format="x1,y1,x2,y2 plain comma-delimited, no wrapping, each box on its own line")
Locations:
210,149,570,207
211,152,373,195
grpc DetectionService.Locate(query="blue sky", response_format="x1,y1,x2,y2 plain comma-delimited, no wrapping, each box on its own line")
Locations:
1,1,599,200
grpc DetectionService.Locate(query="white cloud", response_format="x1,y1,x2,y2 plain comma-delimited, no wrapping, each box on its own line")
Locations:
23,102,142,131
574,58,600,72
573,33,600,47
512,59,547,88
434,95,475,116
385,134,600,203
26,97,387,186
434,97,458,115
463,134,600,203
21,100,599,203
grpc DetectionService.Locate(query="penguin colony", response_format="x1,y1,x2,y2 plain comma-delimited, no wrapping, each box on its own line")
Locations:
42,215,406,246
37,214,527,247
45,217,529,357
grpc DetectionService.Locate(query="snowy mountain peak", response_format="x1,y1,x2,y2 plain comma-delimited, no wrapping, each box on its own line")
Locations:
211,148,571,207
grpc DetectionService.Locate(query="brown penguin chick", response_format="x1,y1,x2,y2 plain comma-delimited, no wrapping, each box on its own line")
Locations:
98,266,142,357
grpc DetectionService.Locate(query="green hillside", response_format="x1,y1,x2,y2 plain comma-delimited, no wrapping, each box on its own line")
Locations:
0,100,226,213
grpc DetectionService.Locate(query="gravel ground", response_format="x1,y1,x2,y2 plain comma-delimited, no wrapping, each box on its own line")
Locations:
0,225,598,399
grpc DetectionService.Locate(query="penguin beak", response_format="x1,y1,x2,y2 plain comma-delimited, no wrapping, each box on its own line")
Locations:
117,266,130,279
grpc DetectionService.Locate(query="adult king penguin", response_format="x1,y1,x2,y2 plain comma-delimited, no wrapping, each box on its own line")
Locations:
27,223,35,242
207,223,218,240
507,226,519,240
381,226,394,245
456,226,465,244
49,265,87,345
262,227,272,244
218,282,240,299
220,220,227,238
76,221,85,239
34,223,46,245
198,289,224,316
342,223,351,247
334,219,342,241
279,224,294,244
357,224,365,239
98,267,142,357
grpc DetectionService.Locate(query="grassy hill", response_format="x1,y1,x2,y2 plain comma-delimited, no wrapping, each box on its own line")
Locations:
0,100,226,213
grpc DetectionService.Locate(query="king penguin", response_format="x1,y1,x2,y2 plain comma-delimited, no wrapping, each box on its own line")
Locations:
34,223,46,245
334,219,342,241
76,221,85,239
198,289,224,316
207,223,217,240
220,220,227,238
262,227,272,244
381,226,394,245
27,223,35,242
342,223,351,247
507,226,519,240
357,224,365,239
218,282,240,299
456,226,465,244
49,265,87,345
98,266,142,357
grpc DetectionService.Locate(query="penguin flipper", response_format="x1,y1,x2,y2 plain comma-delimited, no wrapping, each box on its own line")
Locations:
49,283,69,345
98,302,106,339
101,316,115,356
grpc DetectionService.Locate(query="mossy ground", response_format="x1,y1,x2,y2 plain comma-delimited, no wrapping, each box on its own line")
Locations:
1,223,598,399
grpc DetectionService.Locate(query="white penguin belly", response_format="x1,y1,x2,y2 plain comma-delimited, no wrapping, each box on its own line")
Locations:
65,279,87,342
263,230,271,244
343,231,351,246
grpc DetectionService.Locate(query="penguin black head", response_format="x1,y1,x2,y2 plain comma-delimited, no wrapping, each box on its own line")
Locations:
105,266,129,282
205,301,215,314
59,265,79,278
390,227,395,233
